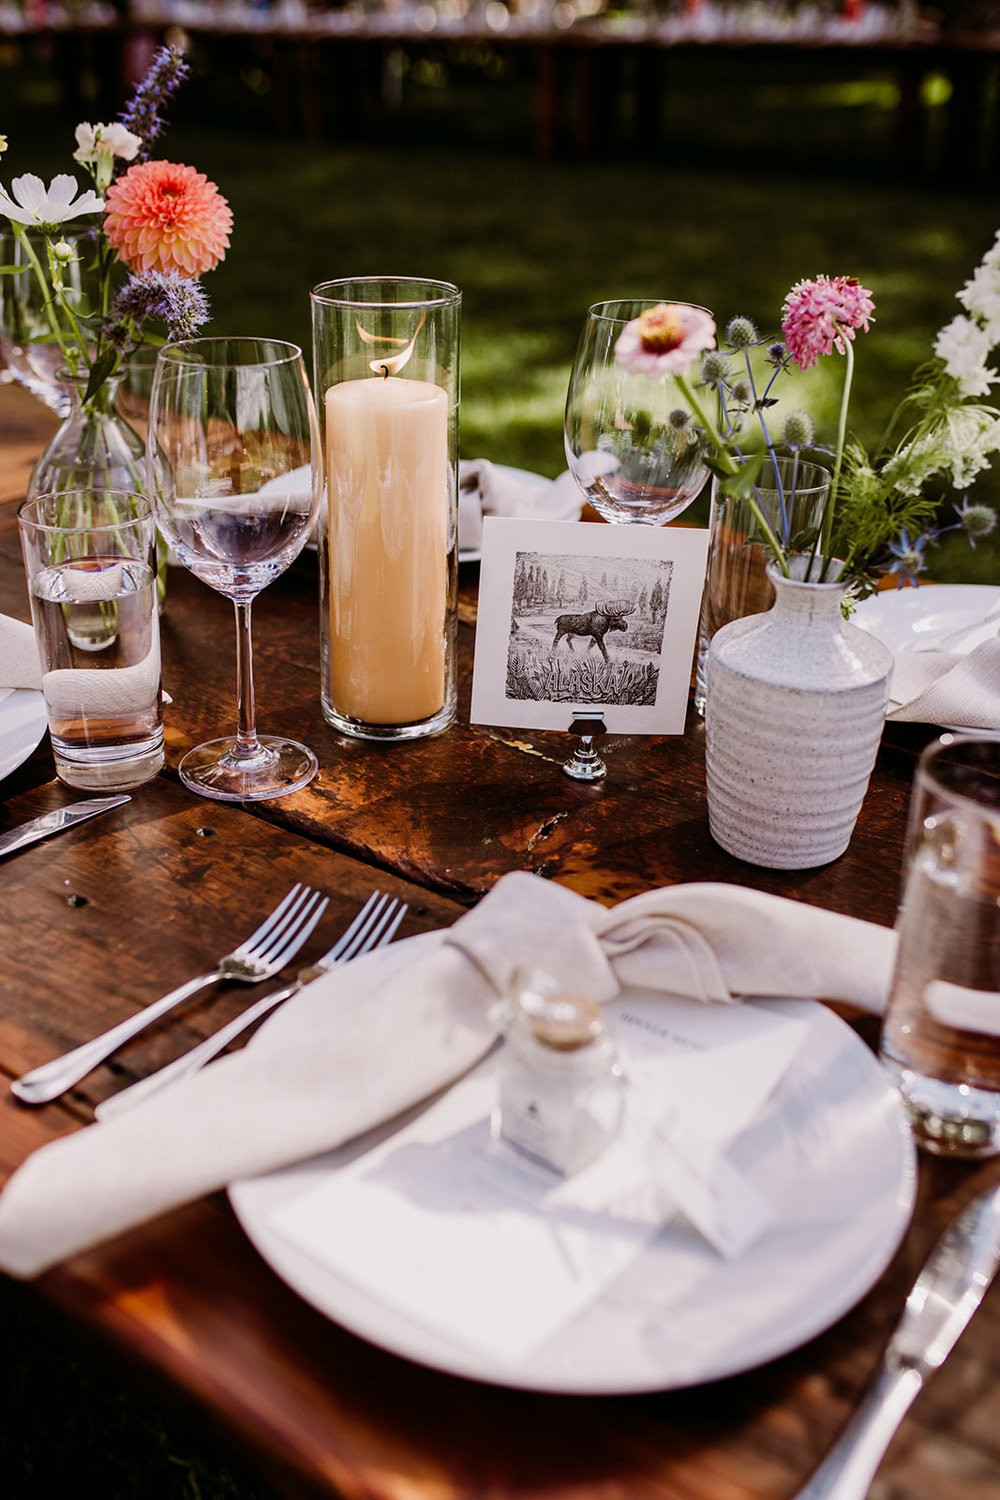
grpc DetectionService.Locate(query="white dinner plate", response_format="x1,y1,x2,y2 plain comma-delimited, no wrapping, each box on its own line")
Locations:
854,584,1000,657
0,688,47,782
230,935,916,1395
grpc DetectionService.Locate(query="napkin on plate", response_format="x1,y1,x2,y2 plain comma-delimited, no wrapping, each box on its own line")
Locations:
458,460,582,555
887,635,1000,729
0,613,42,692
0,871,897,1279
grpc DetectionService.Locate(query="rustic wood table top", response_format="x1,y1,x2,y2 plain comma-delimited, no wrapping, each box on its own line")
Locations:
1,381,997,1500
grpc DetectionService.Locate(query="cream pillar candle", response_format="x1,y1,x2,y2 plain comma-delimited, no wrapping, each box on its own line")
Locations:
325,375,449,725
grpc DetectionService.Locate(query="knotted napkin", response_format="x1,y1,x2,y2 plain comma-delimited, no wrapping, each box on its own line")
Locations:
458,460,582,554
887,636,1000,729
0,872,897,1279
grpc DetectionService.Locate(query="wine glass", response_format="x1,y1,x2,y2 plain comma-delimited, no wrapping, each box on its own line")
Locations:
147,337,321,801
564,299,712,525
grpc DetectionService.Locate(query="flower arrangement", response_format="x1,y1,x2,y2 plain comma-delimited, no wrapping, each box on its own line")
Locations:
615,247,999,591
0,45,231,406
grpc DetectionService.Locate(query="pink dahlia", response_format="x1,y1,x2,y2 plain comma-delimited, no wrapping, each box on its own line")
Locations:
104,160,232,276
781,275,875,370
615,302,716,377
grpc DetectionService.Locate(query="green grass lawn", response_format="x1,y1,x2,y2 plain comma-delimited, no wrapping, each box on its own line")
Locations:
2,38,999,1500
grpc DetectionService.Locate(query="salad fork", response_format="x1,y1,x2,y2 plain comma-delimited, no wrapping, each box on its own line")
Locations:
95,891,408,1120
11,883,328,1106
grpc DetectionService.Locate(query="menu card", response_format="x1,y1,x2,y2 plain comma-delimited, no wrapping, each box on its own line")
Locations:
269,994,811,1365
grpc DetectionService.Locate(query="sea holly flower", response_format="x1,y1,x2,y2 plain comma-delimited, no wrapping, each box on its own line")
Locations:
725,315,757,350
884,529,929,588
614,302,716,377
782,410,814,448
781,275,875,370
953,497,997,546
104,160,232,276
73,122,142,190
699,349,730,386
0,172,103,229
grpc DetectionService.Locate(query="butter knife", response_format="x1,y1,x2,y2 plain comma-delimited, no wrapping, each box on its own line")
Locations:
794,1181,1000,1500
0,795,131,860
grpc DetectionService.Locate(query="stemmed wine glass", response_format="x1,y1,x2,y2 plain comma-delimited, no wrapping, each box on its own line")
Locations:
564,299,712,525
147,337,321,801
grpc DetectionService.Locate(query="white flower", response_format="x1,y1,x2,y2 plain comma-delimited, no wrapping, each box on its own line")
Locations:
0,172,103,228
933,314,998,398
957,262,1000,344
73,122,142,167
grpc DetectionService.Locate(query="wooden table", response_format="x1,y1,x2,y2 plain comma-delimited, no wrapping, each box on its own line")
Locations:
1,382,998,1500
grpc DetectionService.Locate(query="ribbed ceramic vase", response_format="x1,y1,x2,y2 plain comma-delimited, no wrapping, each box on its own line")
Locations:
705,558,893,870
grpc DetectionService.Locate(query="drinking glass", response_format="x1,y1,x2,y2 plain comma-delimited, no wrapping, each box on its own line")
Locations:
18,488,164,790
879,736,1000,1157
147,337,321,801
564,299,712,525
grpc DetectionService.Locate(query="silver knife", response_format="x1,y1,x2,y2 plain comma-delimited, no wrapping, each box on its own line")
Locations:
0,795,131,860
793,1181,1000,1500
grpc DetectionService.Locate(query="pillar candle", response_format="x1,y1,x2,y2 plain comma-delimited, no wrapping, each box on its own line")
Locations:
325,375,449,725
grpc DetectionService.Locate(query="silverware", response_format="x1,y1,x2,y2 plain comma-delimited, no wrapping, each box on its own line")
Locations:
915,599,1000,654
95,891,408,1121
0,795,131,860
11,882,329,1106
793,1181,1000,1500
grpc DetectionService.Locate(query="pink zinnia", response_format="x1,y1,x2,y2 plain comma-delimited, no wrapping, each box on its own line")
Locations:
104,160,232,276
615,302,716,377
781,275,875,370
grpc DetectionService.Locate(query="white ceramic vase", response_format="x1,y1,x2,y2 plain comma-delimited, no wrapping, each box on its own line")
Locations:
705,558,893,870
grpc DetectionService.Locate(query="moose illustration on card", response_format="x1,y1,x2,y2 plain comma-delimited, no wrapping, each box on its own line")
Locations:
506,552,673,706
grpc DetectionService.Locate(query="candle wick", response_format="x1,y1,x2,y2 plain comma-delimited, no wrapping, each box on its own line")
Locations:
379,364,390,379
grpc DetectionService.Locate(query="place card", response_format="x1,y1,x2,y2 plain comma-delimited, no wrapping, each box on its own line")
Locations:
268,995,810,1366
470,517,709,735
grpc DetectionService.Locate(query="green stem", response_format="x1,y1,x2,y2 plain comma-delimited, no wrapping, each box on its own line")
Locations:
676,371,790,577
13,226,79,370
818,331,854,581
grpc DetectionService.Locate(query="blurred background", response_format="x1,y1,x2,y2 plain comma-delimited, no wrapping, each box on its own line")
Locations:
2,5,1000,1497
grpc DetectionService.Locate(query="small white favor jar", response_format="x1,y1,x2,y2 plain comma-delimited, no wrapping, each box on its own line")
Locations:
492,969,625,1177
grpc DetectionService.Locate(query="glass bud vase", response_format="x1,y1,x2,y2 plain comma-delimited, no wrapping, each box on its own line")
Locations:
27,371,166,645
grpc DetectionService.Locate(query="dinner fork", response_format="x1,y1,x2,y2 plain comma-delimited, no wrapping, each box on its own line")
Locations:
11,883,329,1106
95,892,408,1121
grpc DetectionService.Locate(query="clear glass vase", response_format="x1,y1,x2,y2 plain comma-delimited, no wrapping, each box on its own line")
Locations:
27,371,166,639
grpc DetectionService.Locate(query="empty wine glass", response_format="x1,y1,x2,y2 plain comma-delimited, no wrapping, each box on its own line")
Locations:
147,337,321,801
564,299,712,525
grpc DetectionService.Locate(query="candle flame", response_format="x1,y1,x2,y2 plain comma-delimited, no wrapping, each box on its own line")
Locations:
357,313,427,377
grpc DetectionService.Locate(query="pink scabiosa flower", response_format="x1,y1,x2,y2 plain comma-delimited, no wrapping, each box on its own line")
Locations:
615,302,716,377
104,160,232,276
781,275,875,370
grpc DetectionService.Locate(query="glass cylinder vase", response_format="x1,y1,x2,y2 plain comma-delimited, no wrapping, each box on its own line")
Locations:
311,277,460,741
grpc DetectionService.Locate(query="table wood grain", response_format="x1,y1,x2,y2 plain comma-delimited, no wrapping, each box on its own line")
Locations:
1,385,997,1500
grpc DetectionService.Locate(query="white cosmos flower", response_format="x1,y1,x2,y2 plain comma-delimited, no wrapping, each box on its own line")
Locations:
958,262,1000,344
934,314,998,398
0,172,104,228
73,122,142,166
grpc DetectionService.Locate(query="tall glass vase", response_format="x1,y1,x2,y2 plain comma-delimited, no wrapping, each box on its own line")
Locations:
27,371,166,635
311,277,460,741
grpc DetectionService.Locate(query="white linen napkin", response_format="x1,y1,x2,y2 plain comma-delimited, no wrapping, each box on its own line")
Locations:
458,460,582,554
0,613,42,691
0,872,897,1279
887,636,1000,728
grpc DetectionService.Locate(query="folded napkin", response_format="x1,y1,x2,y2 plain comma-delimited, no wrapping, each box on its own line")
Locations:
458,460,582,554
0,872,897,1279
887,635,1000,728
0,612,42,692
